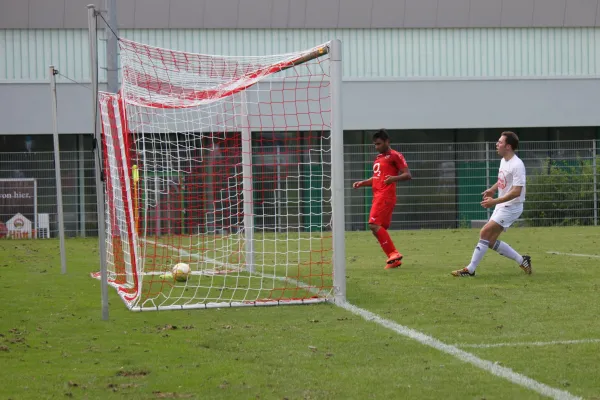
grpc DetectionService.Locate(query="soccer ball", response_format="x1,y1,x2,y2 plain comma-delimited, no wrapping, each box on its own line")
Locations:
172,263,191,282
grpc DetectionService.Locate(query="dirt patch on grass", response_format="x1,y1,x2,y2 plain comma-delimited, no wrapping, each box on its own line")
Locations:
115,369,150,377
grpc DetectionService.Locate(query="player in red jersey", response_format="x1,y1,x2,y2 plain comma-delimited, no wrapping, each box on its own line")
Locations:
353,129,412,269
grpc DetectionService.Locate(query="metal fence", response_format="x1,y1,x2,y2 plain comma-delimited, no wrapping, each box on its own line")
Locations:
347,140,598,230
0,151,97,237
0,140,597,237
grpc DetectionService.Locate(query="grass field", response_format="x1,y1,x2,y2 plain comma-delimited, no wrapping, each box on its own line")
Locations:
1,227,600,399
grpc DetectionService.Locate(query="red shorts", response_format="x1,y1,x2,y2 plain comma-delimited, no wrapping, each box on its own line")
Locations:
368,196,396,230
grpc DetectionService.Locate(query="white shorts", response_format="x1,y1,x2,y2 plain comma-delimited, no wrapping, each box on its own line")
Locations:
490,204,523,230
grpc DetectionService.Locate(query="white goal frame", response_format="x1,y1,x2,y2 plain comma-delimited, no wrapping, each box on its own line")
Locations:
89,27,346,311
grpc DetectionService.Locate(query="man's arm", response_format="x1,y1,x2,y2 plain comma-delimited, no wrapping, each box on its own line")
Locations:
481,186,522,208
482,182,499,198
384,167,412,185
353,177,373,189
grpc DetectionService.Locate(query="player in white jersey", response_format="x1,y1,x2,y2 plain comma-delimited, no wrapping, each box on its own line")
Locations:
452,131,532,277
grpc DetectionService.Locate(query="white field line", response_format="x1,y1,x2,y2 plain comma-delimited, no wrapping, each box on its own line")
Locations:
547,251,600,259
143,239,232,268
340,302,581,400
144,239,581,400
457,339,600,349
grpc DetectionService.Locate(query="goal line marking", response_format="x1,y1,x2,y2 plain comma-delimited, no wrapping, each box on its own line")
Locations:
143,239,333,298
547,251,600,259
457,338,600,349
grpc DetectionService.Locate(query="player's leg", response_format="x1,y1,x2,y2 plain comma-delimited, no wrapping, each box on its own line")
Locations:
369,222,403,269
492,240,531,273
368,223,400,260
451,219,503,277
368,198,401,268
489,206,532,274
380,204,403,268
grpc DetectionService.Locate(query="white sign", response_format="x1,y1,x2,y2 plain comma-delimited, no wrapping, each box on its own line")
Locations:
6,213,32,238
0,178,37,239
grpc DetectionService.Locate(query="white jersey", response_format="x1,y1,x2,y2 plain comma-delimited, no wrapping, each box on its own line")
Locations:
497,154,526,207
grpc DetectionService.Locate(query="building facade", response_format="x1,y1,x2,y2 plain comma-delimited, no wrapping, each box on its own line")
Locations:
2,0,600,143
1,0,599,235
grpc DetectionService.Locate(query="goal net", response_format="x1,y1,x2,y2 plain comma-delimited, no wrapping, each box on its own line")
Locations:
96,38,344,311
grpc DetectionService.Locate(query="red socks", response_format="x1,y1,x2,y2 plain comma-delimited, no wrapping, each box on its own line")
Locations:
375,228,397,256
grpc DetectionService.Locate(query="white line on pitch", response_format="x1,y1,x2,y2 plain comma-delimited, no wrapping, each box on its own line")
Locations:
143,239,231,268
339,302,581,400
457,339,600,349
547,251,600,259
144,239,581,399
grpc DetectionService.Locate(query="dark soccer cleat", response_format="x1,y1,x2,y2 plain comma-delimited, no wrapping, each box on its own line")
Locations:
451,267,475,277
520,255,532,275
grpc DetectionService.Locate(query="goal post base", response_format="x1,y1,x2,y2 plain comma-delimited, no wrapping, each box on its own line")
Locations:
131,297,330,312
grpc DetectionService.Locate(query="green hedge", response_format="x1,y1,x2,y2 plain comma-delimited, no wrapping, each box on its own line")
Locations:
524,158,599,226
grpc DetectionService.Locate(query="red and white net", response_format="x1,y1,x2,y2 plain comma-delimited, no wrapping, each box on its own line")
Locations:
98,38,335,310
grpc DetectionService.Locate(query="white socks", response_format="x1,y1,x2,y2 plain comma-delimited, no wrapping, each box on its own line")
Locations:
492,240,524,265
467,239,524,273
466,239,489,273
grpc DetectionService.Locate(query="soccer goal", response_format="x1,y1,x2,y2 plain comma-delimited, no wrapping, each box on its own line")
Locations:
95,38,345,311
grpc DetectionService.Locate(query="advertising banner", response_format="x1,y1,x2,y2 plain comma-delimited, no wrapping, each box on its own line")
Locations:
0,179,37,238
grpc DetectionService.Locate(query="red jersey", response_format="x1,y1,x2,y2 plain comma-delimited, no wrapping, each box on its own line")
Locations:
372,149,408,199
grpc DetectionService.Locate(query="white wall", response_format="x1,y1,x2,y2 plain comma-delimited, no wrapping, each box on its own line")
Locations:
0,83,106,136
343,78,600,129
1,78,599,135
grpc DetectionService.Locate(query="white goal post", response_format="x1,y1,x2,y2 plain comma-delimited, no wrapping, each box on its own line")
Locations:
93,36,346,311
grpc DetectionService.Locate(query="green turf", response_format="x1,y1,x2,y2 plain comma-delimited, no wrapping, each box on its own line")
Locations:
1,227,599,399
